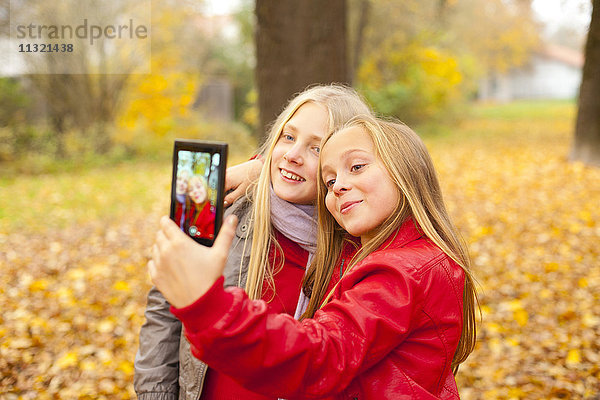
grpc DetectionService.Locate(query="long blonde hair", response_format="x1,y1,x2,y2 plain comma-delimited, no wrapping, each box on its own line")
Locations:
243,85,373,300
305,115,478,374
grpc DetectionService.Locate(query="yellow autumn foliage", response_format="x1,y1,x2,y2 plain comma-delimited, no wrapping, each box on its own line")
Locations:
358,38,464,123
116,64,200,139
112,1,257,159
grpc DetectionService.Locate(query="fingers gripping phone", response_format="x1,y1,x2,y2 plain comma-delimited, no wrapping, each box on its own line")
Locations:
170,140,228,247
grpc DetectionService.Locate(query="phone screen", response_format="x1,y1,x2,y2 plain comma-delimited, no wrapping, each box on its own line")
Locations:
170,141,227,246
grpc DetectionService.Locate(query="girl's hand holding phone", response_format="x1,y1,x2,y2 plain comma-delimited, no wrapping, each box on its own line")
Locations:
148,215,238,308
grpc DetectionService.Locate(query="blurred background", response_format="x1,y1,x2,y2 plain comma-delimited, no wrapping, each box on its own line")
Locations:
0,0,598,398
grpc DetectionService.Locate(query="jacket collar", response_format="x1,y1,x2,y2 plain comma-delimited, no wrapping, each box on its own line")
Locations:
376,217,424,251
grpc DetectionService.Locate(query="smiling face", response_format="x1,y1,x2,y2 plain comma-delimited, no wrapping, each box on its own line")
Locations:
176,170,190,195
320,126,400,244
270,102,329,205
188,176,208,204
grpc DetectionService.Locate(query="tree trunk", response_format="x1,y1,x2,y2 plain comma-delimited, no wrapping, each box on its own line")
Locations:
255,0,349,139
571,0,600,166
350,0,370,84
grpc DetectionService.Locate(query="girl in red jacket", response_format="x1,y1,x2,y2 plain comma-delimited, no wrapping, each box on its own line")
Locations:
149,115,478,399
182,175,216,240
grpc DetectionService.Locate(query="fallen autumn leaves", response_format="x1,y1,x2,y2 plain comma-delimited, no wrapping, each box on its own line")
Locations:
1,219,158,399
435,110,600,398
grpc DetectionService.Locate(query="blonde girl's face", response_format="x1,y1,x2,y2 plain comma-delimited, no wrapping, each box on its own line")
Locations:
320,126,399,245
188,177,207,204
176,171,190,195
270,102,329,205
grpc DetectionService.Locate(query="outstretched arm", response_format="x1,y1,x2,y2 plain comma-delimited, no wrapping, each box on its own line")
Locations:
170,265,417,399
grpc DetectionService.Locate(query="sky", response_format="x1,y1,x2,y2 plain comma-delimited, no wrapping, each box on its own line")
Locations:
531,0,592,35
201,0,243,16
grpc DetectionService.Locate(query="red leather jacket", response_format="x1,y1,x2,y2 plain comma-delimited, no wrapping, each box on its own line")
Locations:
175,199,216,240
172,219,465,399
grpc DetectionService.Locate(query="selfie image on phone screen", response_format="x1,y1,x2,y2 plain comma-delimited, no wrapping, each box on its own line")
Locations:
174,150,221,241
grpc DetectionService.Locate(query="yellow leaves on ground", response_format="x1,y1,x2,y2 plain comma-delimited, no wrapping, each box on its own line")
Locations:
566,349,582,366
112,281,131,292
0,101,598,398
55,352,79,369
429,102,600,399
0,216,158,398
506,300,529,327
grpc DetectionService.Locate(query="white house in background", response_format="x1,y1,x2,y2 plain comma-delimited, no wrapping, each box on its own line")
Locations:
479,44,584,101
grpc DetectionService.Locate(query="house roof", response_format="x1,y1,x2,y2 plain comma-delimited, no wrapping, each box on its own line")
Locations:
539,44,584,68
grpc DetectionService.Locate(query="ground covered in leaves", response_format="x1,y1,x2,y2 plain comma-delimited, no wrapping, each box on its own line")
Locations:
1,102,599,399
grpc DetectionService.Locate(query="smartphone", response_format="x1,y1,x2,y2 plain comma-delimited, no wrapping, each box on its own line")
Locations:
170,140,228,247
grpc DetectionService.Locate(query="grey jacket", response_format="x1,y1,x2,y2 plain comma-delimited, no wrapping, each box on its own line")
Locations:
134,199,253,400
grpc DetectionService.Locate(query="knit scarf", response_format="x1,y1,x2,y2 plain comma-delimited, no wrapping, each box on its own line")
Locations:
269,185,317,320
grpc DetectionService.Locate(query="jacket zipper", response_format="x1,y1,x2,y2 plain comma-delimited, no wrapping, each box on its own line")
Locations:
195,362,208,399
